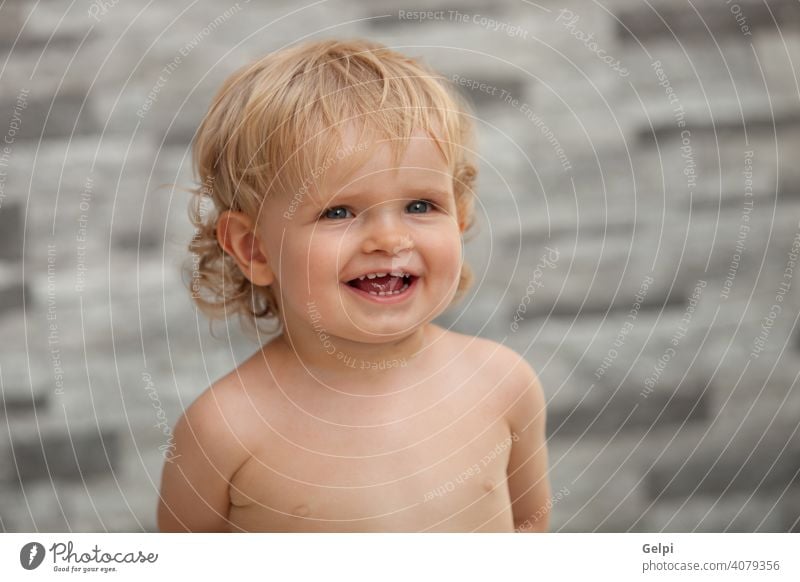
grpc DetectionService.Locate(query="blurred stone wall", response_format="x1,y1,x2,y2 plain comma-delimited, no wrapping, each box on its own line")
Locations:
0,0,798,532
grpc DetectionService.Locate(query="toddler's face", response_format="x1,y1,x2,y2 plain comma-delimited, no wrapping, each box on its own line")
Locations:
257,128,464,343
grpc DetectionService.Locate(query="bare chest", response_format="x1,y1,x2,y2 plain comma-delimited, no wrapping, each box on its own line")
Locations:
227,371,516,531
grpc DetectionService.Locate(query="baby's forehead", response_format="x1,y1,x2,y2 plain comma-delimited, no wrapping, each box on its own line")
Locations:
321,131,450,182
264,123,454,212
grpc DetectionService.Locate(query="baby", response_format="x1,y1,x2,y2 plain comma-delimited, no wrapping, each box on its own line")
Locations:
158,39,550,532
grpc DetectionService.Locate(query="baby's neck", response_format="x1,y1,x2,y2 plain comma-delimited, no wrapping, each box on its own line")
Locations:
273,323,438,389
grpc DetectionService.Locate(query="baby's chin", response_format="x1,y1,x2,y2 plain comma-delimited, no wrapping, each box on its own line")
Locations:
332,320,429,343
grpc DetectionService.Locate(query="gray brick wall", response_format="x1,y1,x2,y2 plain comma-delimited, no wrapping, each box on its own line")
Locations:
0,0,798,532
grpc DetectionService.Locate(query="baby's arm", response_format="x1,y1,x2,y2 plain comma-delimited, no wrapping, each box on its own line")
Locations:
157,381,251,532
504,356,551,532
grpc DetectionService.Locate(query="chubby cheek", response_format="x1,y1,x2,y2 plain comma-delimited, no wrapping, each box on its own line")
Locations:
438,239,465,293
262,230,316,304
420,227,463,292
287,232,348,294
289,235,337,284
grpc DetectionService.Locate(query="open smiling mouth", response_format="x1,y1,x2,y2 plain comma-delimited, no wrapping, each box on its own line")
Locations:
344,273,419,297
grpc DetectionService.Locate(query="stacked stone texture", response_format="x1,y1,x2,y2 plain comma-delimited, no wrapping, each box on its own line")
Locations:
0,0,797,532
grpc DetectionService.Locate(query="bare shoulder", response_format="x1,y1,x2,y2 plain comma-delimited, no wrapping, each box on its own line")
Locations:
436,328,544,423
186,369,249,429
158,358,273,532
444,329,539,384
431,325,512,359
170,360,268,464
175,374,249,467
184,352,276,446
467,338,547,449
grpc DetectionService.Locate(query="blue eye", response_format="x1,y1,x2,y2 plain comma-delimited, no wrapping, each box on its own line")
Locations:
318,200,435,220
320,207,353,220
407,200,434,213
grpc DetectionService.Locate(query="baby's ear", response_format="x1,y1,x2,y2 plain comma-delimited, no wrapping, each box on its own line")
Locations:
215,211,275,286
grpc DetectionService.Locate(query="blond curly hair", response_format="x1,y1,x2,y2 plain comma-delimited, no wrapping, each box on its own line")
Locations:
185,38,478,336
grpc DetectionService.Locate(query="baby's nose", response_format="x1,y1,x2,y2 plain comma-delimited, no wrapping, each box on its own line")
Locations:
391,234,414,254
360,209,415,255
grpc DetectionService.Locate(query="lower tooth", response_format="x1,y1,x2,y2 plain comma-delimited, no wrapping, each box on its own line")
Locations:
367,283,410,297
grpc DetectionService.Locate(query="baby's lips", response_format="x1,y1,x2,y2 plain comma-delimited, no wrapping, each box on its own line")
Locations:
344,273,420,288
341,267,421,282
348,273,410,293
